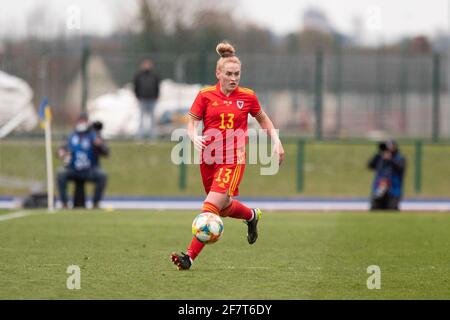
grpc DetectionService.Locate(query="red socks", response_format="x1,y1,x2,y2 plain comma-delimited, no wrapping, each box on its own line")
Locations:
186,236,205,260
187,201,219,260
220,200,253,221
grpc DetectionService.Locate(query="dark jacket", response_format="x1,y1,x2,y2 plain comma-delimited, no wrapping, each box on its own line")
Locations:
133,69,160,100
368,150,406,198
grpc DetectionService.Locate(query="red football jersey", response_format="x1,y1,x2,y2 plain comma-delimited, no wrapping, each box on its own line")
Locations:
189,83,262,164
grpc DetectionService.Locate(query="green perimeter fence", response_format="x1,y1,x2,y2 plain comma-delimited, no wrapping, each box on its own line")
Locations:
1,139,449,199
2,49,450,139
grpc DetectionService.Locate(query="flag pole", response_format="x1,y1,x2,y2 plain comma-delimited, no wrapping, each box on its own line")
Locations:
44,107,54,212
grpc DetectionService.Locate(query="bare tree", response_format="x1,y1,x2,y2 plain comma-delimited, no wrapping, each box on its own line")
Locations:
26,5,58,40
136,0,235,34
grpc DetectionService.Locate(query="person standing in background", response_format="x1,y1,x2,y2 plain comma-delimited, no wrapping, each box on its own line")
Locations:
133,58,161,140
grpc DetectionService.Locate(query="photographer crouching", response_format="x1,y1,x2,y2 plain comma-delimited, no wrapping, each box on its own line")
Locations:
368,140,406,211
56,113,109,209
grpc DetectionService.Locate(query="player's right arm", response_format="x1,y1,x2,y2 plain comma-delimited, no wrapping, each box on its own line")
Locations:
187,117,206,151
188,91,207,151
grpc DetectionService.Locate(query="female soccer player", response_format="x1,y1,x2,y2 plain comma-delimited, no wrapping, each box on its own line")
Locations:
171,41,285,270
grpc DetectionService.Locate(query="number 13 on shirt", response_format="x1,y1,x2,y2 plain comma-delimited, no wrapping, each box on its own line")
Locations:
219,113,234,129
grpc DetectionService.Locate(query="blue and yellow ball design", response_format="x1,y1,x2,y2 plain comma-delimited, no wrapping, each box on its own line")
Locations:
192,212,224,244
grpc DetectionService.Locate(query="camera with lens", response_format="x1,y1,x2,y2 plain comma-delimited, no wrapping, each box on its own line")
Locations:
90,121,103,132
378,142,387,152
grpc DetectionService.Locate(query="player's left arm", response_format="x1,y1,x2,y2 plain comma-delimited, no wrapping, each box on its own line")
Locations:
255,111,285,165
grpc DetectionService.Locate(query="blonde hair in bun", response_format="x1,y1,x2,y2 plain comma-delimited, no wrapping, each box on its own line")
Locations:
216,42,235,58
216,41,241,71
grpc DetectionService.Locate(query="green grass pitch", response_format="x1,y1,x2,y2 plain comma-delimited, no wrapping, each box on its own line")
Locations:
1,210,450,299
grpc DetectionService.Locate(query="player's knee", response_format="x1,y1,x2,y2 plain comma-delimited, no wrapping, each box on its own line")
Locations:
218,197,233,217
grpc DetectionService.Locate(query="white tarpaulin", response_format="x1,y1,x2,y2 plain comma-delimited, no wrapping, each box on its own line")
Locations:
0,70,38,138
87,80,201,138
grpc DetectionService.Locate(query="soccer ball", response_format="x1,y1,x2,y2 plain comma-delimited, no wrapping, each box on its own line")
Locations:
192,212,224,244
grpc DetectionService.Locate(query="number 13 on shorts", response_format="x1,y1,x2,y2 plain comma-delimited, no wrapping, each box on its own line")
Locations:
213,165,244,196
215,168,232,183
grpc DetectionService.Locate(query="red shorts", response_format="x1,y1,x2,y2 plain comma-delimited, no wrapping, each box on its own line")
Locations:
200,163,246,196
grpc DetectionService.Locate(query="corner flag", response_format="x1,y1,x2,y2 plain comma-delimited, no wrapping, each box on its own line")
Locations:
39,97,55,212
38,98,52,128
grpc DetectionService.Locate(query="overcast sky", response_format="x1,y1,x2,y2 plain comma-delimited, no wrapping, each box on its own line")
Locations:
242,0,449,35
0,0,448,43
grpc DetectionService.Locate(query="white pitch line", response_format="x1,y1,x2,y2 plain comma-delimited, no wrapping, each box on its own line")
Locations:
0,210,34,222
